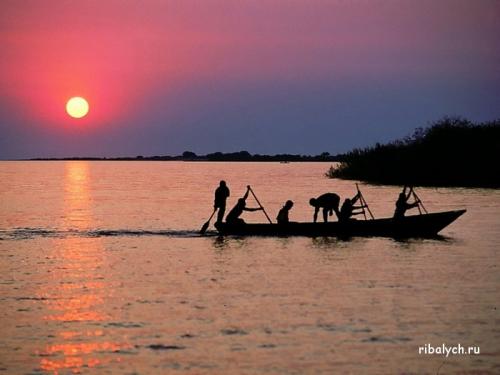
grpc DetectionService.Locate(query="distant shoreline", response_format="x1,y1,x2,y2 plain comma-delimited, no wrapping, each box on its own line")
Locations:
19,151,341,162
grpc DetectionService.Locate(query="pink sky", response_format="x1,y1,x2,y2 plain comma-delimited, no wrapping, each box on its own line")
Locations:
1,0,499,157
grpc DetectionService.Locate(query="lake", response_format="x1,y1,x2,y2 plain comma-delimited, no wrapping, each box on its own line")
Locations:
0,161,499,374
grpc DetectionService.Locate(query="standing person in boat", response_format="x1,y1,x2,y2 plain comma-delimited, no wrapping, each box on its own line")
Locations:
393,186,420,219
339,192,366,222
276,200,294,224
214,180,230,224
309,193,340,223
225,186,263,225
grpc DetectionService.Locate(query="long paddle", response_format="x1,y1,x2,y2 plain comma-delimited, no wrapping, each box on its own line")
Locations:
410,187,428,214
248,186,273,224
356,184,367,220
200,208,216,234
356,183,375,220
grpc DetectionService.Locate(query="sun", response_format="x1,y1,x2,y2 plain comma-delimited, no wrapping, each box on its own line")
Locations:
66,97,89,119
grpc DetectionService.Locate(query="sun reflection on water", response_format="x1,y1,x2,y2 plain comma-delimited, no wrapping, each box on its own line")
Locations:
35,162,127,374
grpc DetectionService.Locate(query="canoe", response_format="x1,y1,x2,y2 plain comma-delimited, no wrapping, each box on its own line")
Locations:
214,209,466,238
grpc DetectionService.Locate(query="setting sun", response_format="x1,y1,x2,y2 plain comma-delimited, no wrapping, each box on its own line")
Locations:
66,97,89,119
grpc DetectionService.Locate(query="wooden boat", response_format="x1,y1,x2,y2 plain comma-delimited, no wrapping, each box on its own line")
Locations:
214,209,466,238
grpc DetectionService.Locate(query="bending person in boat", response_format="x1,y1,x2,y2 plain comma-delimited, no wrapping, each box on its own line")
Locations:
393,186,420,219
276,200,294,224
339,193,366,222
225,186,263,225
309,193,340,223
214,180,230,224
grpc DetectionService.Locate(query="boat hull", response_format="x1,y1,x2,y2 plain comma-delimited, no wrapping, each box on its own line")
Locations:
214,210,466,238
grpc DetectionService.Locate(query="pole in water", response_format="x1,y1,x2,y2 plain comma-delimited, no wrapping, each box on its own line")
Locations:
356,183,375,220
355,184,367,220
415,193,422,215
200,208,216,234
411,188,428,214
248,186,273,224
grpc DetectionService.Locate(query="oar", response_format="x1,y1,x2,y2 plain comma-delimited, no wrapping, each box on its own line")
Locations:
411,188,428,214
356,184,367,220
415,195,422,215
356,183,375,220
200,208,217,234
248,186,273,223
362,194,375,220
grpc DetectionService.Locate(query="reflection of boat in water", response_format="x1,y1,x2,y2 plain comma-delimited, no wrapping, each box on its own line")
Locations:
214,210,466,238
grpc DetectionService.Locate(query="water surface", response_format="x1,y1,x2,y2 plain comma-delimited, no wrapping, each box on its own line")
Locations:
1,161,499,374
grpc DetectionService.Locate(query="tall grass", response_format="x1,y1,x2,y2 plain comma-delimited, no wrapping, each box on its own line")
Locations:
327,117,500,187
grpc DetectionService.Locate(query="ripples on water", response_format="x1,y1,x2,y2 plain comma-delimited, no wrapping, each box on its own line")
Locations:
0,228,208,240
0,161,499,374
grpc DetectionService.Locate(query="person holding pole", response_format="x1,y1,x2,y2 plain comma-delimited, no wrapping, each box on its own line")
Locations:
225,186,263,225
339,192,366,222
393,186,420,219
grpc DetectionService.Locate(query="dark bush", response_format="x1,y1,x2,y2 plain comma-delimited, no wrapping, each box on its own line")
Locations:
327,117,500,187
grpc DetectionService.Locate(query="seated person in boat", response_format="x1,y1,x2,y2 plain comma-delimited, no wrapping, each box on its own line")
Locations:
393,186,420,219
309,193,340,223
276,200,294,224
339,193,366,222
225,186,263,225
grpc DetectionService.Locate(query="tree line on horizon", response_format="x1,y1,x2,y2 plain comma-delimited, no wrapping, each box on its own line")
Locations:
30,151,339,162
327,117,500,188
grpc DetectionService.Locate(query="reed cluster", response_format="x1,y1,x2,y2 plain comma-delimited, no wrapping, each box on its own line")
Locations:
327,117,500,187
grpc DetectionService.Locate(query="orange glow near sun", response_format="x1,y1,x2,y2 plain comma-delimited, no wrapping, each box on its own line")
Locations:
66,97,89,118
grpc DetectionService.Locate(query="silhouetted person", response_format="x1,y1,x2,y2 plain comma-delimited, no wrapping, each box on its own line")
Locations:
226,186,263,225
309,193,340,223
214,180,230,224
276,200,294,224
339,192,365,222
393,186,420,219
